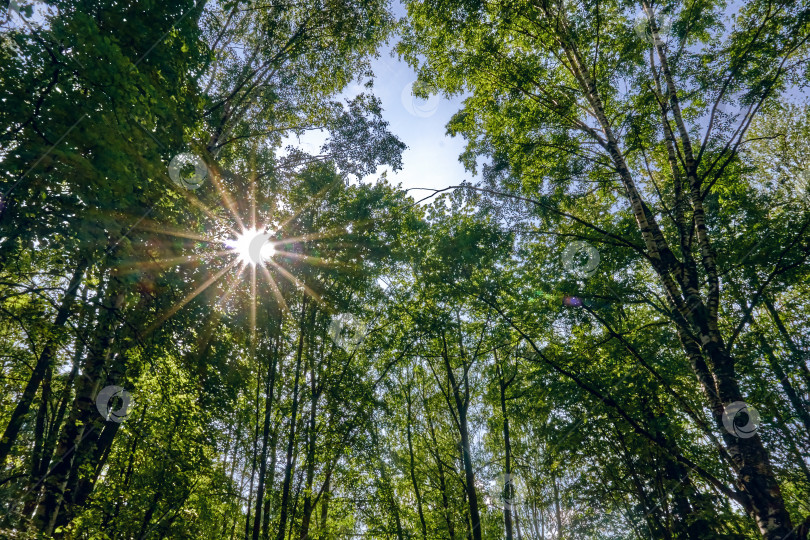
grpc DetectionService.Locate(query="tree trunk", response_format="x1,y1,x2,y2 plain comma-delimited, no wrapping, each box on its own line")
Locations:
68,411,121,511
30,364,52,487
440,332,482,540
246,354,264,540
262,421,280,540
0,261,86,467
552,473,562,540
226,412,243,540
298,348,320,540
298,421,316,540
497,359,514,540
704,338,796,538
253,331,281,540
405,382,427,540
426,405,455,539
319,470,331,538
275,297,309,540
106,405,146,534
23,349,79,517
59,345,132,525
379,458,404,540
28,287,93,515
137,485,163,538
557,10,799,534
39,328,85,478
33,277,124,535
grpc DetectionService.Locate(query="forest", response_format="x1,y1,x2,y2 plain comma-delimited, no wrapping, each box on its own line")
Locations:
1,0,809,538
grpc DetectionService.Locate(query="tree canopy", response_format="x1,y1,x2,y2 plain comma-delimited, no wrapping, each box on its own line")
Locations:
1,0,809,538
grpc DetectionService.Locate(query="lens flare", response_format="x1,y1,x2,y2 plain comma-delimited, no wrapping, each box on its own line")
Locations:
228,228,276,265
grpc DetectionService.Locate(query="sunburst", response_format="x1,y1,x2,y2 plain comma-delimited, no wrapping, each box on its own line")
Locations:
130,159,351,342
226,228,277,266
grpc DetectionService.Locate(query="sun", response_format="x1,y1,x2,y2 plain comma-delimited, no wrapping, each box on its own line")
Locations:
227,228,276,266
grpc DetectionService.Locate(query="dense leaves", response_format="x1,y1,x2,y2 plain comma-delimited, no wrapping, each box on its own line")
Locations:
1,0,809,538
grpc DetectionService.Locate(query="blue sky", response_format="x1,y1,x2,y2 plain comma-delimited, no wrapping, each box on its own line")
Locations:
284,2,474,199
362,43,472,195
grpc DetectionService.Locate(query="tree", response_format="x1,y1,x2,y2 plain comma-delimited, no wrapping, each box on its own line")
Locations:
400,0,810,536
2,0,810,538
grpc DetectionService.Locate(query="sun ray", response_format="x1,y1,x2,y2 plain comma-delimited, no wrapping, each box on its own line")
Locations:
250,262,257,353
206,163,247,232
271,250,357,271
274,226,350,245
258,264,290,317
116,250,233,275
144,258,239,336
273,176,343,235
250,152,257,232
190,265,248,361
216,264,247,310
264,257,324,306
168,183,240,237
134,220,225,243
